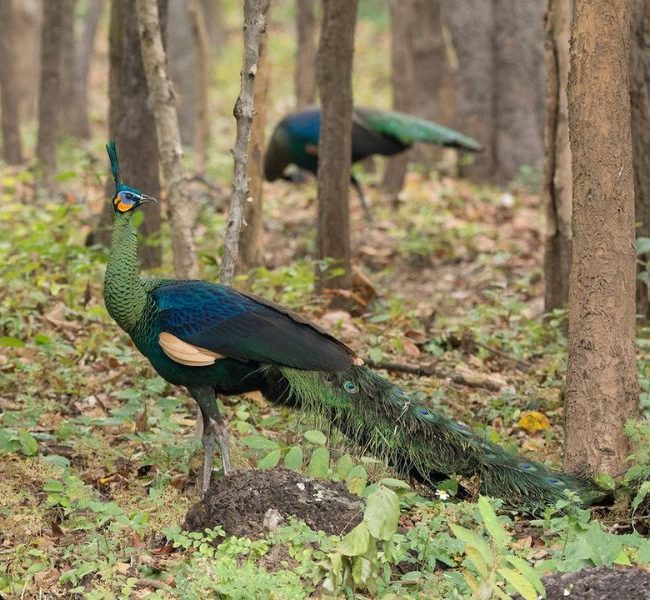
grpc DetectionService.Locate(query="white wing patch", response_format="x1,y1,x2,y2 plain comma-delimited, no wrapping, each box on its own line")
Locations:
159,332,224,367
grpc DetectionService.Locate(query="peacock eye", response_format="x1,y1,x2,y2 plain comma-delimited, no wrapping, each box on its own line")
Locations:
125,193,133,201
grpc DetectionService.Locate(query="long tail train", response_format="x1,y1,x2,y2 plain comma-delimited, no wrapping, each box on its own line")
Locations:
261,365,603,512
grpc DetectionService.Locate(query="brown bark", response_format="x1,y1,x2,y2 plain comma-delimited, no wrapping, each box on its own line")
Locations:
188,0,211,175
60,0,79,139
0,0,24,164
631,0,650,320
202,0,224,52
543,0,572,311
240,32,269,271
137,0,199,280
68,0,104,139
96,0,163,269
36,0,67,184
315,0,357,293
220,0,271,286
295,0,317,109
565,0,639,476
14,0,41,121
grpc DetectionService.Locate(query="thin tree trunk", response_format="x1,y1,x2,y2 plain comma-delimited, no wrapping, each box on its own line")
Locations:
240,31,269,272
631,0,650,320
69,0,104,139
37,0,67,184
202,0,224,52
565,0,639,476
188,0,211,176
381,0,415,196
137,0,199,280
14,0,41,122
0,0,24,165
220,0,270,286
295,0,317,109
543,0,572,311
315,0,357,293
60,0,79,139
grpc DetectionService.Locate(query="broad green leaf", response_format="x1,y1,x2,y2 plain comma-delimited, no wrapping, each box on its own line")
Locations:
636,540,650,564
337,522,370,556
378,477,411,490
364,487,399,540
593,473,616,491
478,496,507,549
346,465,368,496
465,546,489,578
335,453,354,480
283,445,303,471
450,524,492,566
614,549,632,566
636,237,650,255
304,430,327,446
498,568,538,600
18,430,38,456
257,449,281,469
243,435,279,450
505,556,545,596
0,336,25,347
632,480,650,512
307,447,330,479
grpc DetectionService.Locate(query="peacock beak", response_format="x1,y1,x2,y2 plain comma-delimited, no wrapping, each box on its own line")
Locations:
140,194,158,205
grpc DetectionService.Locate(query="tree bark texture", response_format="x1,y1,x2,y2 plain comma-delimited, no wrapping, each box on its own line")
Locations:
295,0,317,109
543,0,572,311
315,0,357,293
220,0,271,286
446,0,545,183
137,0,199,280
0,0,24,164
36,0,67,184
240,31,269,272
60,0,79,139
14,0,41,121
99,0,163,269
188,0,211,175
565,0,639,476
631,0,650,320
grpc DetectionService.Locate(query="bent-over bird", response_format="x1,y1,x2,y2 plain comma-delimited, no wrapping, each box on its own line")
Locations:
104,142,600,512
264,107,483,220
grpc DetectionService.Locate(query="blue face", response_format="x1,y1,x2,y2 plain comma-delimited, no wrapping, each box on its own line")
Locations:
112,186,153,213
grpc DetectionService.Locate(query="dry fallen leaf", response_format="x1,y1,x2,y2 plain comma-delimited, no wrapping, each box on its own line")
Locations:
518,411,551,432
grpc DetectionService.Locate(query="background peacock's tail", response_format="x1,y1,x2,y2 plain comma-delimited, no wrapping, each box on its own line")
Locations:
359,108,484,152
264,365,603,512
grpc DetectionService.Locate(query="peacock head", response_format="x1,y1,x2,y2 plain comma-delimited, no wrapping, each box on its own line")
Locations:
106,141,157,214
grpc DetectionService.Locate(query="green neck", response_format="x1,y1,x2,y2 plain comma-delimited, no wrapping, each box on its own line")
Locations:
104,211,147,331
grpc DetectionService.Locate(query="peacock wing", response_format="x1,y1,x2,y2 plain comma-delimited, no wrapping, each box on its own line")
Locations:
153,281,361,372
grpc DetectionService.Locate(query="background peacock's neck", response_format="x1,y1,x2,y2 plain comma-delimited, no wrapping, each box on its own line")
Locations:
104,211,147,331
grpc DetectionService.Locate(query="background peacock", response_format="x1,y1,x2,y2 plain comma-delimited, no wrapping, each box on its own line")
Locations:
104,142,600,512
264,107,483,219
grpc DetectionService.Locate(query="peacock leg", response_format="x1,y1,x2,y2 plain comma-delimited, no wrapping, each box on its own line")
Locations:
351,175,374,223
189,387,232,493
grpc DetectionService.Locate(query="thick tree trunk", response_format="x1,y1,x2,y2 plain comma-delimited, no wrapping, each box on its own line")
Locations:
68,0,104,140
295,0,317,109
240,32,269,271
565,0,639,476
36,0,67,184
14,0,41,122
543,0,572,311
137,0,199,280
220,0,270,285
60,0,79,139
315,0,357,293
0,0,24,165
188,0,211,175
631,0,650,320
97,0,163,269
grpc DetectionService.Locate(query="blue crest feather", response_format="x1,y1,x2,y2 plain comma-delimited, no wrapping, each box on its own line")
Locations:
106,141,122,190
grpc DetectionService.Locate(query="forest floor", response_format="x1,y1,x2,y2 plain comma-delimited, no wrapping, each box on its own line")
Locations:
2,162,650,599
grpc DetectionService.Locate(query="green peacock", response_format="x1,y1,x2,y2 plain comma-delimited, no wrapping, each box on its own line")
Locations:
103,142,601,512
264,107,483,219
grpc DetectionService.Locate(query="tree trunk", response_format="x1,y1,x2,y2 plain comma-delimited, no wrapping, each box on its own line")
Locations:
220,0,270,285
0,0,24,165
381,0,415,196
188,0,211,175
97,0,164,269
36,0,67,184
565,0,639,476
240,31,269,272
60,0,79,139
68,0,104,139
543,0,572,311
14,0,41,122
295,0,317,109
202,0,224,52
137,0,199,280
315,0,357,293
631,0,650,320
